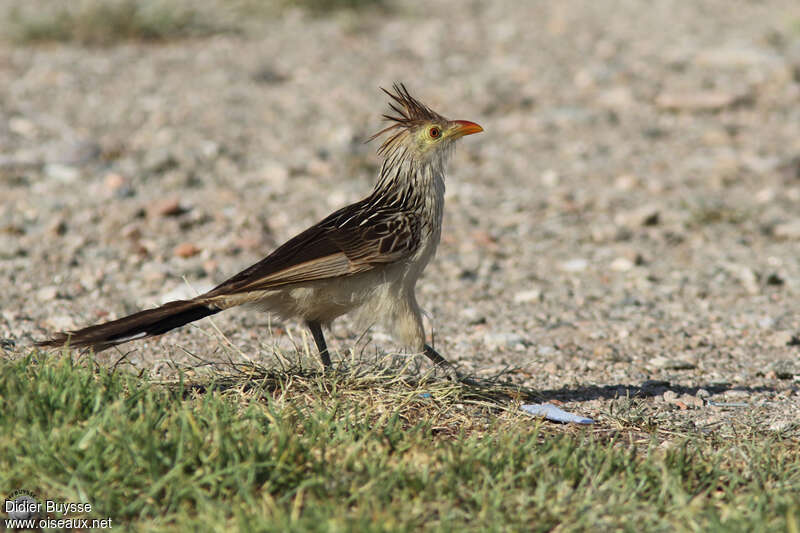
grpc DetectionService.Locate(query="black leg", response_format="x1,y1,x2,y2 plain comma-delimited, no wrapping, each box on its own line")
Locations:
423,344,459,381
307,320,332,367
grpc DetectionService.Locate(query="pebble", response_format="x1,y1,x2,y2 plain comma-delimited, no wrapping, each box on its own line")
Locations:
724,263,759,295
460,307,486,325
610,257,634,272
649,355,696,370
537,345,556,357
261,161,290,193
8,117,36,137
614,205,660,228
45,164,79,182
513,289,541,303
144,148,178,173
484,332,529,351
46,139,101,166
679,394,703,408
596,86,634,108
773,220,800,240
44,315,75,331
151,198,187,218
560,258,588,272
104,173,127,193
770,332,795,349
36,286,59,302
174,243,201,258
540,169,559,187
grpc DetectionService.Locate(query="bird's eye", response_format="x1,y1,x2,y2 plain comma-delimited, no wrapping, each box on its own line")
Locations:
429,126,441,138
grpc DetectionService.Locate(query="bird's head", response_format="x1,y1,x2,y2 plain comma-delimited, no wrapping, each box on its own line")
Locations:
369,83,482,164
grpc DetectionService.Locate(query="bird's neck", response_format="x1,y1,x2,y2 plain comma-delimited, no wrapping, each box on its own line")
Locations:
370,147,448,223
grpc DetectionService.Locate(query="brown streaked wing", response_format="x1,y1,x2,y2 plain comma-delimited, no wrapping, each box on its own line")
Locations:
204,201,421,296
333,210,421,264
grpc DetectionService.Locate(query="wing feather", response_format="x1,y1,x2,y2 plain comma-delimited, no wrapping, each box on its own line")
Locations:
204,201,421,297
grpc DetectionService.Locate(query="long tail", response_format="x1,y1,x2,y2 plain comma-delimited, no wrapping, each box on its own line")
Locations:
35,299,221,352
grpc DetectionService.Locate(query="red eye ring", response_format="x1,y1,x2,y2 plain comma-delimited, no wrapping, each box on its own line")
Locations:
429,126,441,138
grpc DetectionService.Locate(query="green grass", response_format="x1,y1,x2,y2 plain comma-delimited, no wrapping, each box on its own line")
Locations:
1,353,799,531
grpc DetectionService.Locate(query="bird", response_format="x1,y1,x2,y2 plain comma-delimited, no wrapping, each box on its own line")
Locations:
36,83,483,375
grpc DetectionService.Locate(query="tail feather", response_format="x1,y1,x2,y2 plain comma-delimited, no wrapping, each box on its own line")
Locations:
36,299,220,352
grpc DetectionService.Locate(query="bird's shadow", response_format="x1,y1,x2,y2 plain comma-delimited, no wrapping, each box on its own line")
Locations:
455,373,782,406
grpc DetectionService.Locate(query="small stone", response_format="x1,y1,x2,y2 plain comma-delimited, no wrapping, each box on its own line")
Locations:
203,260,218,276
483,332,528,351
755,188,775,204
614,174,640,190
261,161,290,193
596,86,634,108
724,263,759,294
591,223,617,242
200,141,220,159
758,316,775,329
543,361,559,374
679,394,704,408
121,224,142,240
104,172,126,193
174,243,201,258
650,355,696,370
560,258,588,272
541,169,559,187
47,139,101,166
537,345,555,357
144,148,178,173
44,315,75,331
36,286,59,301
45,164,79,182
460,307,486,325
663,390,678,402
615,205,660,228
151,198,187,218
9,117,36,137
773,220,800,240
771,331,795,348
514,289,541,303
696,389,710,398
610,257,634,272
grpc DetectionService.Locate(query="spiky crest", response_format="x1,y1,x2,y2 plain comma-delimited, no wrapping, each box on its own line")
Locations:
368,83,446,156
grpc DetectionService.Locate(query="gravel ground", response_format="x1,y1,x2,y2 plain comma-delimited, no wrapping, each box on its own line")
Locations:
3,0,800,432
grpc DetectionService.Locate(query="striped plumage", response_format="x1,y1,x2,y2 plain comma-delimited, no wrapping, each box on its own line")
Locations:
37,83,483,372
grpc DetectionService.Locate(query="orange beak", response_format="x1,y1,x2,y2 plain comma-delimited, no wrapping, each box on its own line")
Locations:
451,120,484,138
